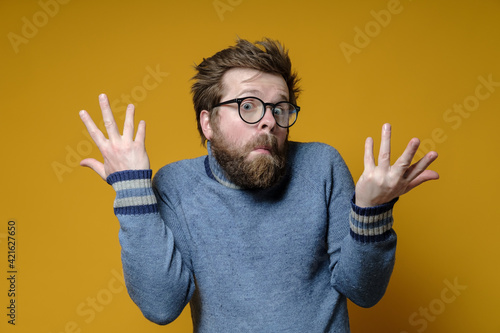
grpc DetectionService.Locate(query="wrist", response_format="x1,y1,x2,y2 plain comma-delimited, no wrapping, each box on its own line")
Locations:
106,169,152,185
107,169,158,216
350,194,399,243
352,194,399,211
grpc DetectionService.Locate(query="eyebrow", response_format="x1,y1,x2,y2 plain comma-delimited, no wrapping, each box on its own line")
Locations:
237,89,288,102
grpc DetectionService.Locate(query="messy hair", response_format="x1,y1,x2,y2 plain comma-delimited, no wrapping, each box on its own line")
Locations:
191,38,301,145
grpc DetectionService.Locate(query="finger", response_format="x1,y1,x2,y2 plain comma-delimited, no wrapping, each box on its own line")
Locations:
135,120,146,144
79,110,106,146
363,137,375,170
393,138,420,177
404,151,439,181
378,123,391,168
99,93,120,141
80,158,106,180
405,169,440,193
122,104,135,140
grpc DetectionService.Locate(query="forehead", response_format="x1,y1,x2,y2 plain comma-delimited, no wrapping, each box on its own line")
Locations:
221,68,289,100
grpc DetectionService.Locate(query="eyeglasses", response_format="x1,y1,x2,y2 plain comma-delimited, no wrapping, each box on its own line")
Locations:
213,96,300,128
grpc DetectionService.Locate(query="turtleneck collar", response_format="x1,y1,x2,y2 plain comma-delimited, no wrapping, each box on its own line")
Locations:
206,141,242,189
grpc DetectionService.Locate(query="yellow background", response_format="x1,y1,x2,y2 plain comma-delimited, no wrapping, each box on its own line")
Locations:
1,0,499,332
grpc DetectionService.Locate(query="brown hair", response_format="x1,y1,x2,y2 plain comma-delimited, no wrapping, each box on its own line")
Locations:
191,38,301,145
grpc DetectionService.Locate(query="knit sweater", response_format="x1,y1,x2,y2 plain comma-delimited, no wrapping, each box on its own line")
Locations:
107,141,397,332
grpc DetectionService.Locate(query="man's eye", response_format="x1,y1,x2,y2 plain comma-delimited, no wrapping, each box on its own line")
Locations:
274,107,284,116
241,103,254,111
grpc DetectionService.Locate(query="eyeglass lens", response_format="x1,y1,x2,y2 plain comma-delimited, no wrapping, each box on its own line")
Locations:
239,97,297,127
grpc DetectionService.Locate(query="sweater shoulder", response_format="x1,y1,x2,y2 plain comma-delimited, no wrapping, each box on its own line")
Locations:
288,141,353,192
288,141,345,170
153,156,207,194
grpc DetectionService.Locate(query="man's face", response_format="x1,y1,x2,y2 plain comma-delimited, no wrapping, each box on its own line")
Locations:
203,68,290,189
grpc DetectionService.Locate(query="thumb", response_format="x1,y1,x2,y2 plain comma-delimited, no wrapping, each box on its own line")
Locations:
80,158,106,181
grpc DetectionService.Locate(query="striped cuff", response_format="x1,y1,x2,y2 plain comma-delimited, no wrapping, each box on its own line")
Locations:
349,195,399,243
106,170,158,215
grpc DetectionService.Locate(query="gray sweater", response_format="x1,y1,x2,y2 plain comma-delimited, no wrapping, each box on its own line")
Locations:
107,141,397,332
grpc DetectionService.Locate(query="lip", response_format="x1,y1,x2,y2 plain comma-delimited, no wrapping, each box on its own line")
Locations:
252,146,271,154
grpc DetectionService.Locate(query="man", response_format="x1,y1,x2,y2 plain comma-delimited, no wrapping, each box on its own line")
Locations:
79,38,438,332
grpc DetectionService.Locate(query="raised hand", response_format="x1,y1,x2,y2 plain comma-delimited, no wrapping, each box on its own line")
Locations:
355,123,439,208
79,94,150,180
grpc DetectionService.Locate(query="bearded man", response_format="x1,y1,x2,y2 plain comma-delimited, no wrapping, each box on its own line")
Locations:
79,38,438,332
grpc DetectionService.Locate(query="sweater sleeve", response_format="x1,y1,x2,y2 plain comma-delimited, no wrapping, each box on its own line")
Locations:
327,152,397,308
107,169,195,324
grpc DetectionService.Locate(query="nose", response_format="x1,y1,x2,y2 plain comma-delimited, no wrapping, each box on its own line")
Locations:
258,105,277,132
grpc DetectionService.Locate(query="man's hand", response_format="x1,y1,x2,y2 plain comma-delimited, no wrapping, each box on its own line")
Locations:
355,123,439,208
79,94,150,180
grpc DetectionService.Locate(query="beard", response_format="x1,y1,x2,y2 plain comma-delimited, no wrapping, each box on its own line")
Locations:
210,129,288,190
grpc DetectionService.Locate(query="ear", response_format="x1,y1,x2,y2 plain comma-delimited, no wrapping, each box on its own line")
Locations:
200,110,213,141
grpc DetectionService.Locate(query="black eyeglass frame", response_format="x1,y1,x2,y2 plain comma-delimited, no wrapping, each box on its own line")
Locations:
213,96,300,128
